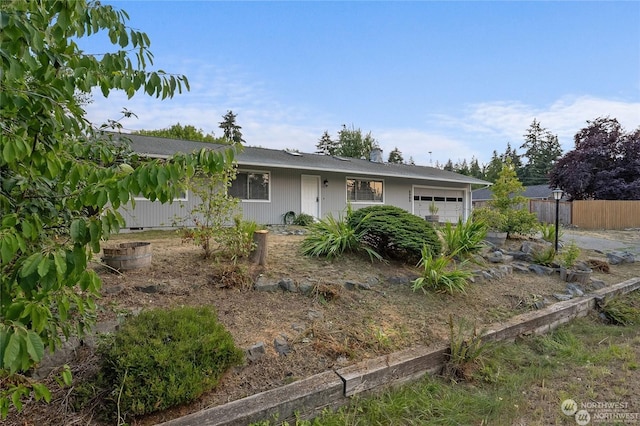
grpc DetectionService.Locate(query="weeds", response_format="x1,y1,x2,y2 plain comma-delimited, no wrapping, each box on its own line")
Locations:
443,315,490,381
531,246,556,266
412,246,472,295
539,222,564,243
600,297,640,325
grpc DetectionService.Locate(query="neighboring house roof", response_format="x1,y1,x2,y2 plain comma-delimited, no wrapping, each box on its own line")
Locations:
473,184,563,201
116,133,490,186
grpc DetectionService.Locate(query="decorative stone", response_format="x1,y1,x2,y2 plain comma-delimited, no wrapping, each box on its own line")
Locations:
511,262,530,273
553,293,573,301
387,276,410,285
566,284,585,297
274,336,291,356
279,278,297,292
298,280,315,295
607,251,636,265
589,279,606,290
254,276,280,292
528,264,554,275
246,342,266,363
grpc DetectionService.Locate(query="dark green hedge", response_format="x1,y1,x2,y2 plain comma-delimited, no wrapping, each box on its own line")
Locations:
347,205,442,263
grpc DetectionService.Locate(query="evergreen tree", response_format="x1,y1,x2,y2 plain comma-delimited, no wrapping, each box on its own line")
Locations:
387,147,404,164
315,130,337,155
407,156,416,166
469,156,483,179
443,159,454,171
520,119,562,185
455,159,470,175
484,150,504,183
219,110,245,144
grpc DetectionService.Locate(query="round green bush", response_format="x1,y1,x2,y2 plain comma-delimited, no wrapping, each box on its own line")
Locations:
96,306,244,420
347,205,442,263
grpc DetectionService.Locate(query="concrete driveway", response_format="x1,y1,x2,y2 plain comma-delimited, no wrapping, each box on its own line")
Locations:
562,229,640,255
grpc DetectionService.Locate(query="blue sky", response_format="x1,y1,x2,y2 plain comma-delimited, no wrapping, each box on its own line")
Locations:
82,1,640,167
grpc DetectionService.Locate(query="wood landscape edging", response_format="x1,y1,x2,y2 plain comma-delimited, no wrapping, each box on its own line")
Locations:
158,277,640,426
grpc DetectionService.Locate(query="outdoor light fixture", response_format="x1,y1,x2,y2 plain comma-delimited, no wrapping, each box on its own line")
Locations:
552,188,563,251
323,179,329,188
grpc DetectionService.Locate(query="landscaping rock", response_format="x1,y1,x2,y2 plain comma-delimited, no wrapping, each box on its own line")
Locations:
279,278,297,292
298,280,315,295
307,309,323,320
246,342,266,363
607,251,636,265
566,284,585,297
589,279,606,290
553,293,573,301
528,264,554,275
135,283,164,294
344,281,371,291
387,276,410,285
254,275,280,292
274,336,291,356
511,262,530,273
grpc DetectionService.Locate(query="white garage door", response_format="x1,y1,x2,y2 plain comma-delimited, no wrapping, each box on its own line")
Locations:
413,187,464,223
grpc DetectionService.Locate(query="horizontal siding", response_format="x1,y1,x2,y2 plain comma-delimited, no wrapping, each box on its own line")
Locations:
120,168,473,228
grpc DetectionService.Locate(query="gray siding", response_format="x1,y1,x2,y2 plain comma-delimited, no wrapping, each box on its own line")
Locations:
119,168,474,229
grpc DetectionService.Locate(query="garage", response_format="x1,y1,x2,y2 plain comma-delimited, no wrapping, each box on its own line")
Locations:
413,187,465,223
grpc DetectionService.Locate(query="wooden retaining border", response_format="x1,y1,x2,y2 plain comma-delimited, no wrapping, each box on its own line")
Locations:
159,277,640,426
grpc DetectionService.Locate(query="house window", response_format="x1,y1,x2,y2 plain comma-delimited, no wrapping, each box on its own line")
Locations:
229,171,270,201
346,178,383,203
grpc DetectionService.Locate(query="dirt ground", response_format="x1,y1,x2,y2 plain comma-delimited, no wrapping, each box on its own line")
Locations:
7,227,640,425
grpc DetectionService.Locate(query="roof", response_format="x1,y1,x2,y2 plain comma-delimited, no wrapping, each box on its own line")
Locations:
473,184,563,201
114,133,490,186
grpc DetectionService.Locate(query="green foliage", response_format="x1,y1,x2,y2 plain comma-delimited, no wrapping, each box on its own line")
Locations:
292,213,315,226
221,216,259,262
347,205,442,263
472,207,507,232
177,165,240,259
473,162,539,237
301,208,382,262
600,297,640,326
539,222,564,243
503,209,539,237
95,307,244,420
443,315,490,381
559,241,581,269
412,246,472,295
531,246,556,266
335,125,378,159
440,218,487,258
134,123,221,142
0,0,236,416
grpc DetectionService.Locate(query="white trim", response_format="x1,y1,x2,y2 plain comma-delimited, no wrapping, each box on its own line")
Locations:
346,176,385,204
232,169,271,202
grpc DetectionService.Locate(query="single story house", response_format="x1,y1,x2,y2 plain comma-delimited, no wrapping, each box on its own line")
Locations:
118,133,490,228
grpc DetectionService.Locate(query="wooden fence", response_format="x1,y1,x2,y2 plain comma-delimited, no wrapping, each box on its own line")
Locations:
572,200,640,230
473,199,640,230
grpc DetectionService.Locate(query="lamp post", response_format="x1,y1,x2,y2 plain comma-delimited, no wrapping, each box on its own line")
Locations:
552,188,563,252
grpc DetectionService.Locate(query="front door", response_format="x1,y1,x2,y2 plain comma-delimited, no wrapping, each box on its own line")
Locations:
301,175,320,219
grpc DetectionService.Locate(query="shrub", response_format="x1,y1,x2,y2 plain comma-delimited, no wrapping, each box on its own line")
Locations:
440,218,487,258
504,209,539,237
531,246,556,266
220,216,259,262
559,241,581,269
471,207,506,232
95,307,244,421
347,205,441,263
301,209,382,261
412,246,472,295
293,213,315,226
539,222,564,243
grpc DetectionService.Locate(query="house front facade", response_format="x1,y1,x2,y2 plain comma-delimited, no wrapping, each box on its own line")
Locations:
119,134,489,228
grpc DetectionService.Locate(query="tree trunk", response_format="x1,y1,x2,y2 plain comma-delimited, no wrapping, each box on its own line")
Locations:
250,230,269,265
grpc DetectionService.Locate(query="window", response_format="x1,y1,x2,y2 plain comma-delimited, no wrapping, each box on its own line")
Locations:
134,189,187,202
229,171,270,201
347,178,383,203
